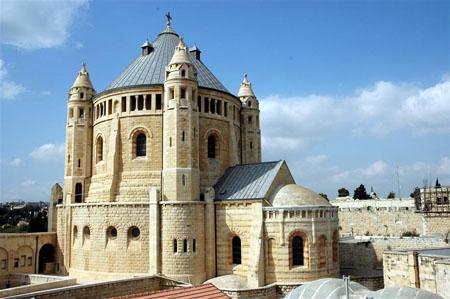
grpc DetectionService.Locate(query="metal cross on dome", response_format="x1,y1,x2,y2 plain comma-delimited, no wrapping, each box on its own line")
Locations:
166,12,172,26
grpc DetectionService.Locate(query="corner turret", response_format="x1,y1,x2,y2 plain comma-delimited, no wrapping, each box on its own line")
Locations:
239,74,261,164
64,63,95,205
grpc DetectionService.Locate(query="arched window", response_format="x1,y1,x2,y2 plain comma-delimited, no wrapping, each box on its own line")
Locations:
319,235,327,268
136,133,146,157
332,231,339,263
292,236,304,266
183,239,188,253
232,236,241,264
74,183,83,203
207,135,216,159
96,136,103,163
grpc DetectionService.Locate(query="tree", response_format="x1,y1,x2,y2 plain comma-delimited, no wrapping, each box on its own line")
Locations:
353,184,370,200
387,192,396,199
28,212,46,232
338,188,350,197
319,193,328,201
435,178,441,187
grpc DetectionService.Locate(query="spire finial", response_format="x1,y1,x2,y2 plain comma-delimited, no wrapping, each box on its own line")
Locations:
166,12,172,26
80,62,87,74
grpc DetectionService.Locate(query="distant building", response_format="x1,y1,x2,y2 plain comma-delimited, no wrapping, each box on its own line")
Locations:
414,185,450,213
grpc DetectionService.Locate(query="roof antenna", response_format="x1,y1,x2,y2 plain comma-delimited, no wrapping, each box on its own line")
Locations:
166,12,172,26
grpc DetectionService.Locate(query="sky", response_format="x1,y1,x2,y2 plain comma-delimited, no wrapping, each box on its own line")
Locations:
0,0,449,202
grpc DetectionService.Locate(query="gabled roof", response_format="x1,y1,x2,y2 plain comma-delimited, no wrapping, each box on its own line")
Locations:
214,161,284,201
130,283,230,299
105,25,229,94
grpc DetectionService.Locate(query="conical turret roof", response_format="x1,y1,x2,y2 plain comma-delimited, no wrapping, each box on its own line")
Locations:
169,38,192,65
106,24,228,93
237,74,255,97
72,63,94,89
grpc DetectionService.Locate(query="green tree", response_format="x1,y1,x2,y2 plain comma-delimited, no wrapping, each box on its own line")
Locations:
28,212,46,232
319,193,329,201
353,184,370,200
338,188,350,197
387,192,396,199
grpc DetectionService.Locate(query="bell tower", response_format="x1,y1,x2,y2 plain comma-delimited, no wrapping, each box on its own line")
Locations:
161,38,206,284
239,74,261,164
63,63,95,204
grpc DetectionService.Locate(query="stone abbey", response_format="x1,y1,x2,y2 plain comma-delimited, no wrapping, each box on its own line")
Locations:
49,19,339,288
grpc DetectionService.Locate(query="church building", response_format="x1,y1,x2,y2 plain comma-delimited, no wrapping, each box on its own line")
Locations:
50,17,339,290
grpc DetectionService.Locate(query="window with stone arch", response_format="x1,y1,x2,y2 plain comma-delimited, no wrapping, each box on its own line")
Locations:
131,129,149,159
231,236,241,265
318,235,327,268
332,230,339,263
207,135,217,159
289,231,308,268
96,136,103,163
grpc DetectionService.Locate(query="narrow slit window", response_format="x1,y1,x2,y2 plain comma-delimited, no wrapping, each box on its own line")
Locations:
173,239,177,253
224,102,228,117
183,239,187,253
138,95,144,110
182,131,185,142
131,96,136,111
180,87,186,99
145,94,151,110
122,96,127,112
217,100,222,115
232,236,241,264
79,108,84,119
156,94,162,110
108,99,112,114
193,239,196,252
197,96,202,112
204,98,209,113
210,99,216,114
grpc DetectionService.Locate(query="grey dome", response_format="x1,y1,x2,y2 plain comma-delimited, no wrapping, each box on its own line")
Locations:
284,278,368,299
105,25,229,94
284,279,444,299
272,184,332,207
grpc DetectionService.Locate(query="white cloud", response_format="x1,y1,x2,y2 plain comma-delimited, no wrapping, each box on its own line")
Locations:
20,180,36,187
305,155,328,165
9,158,22,167
260,77,450,156
75,41,84,49
0,0,89,49
0,59,25,100
30,143,65,160
333,160,389,183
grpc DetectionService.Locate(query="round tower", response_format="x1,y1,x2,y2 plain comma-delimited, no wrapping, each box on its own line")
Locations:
161,38,206,284
63,63,95,204
239,74,261,164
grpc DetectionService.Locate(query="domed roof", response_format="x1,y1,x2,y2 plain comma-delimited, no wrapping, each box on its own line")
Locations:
204,275,248,290
237,74,255,97
72,63,94,90
284,279,443,299
271,184,331,207
105,24,229,94
284,278,368,299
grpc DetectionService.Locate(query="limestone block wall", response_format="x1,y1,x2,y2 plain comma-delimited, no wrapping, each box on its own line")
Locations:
340,236,450,278
423,214,450,238
263,207,339,284
337,206,422,237
160,202,206,285
435,259,450,299
69,203,150,276
215,201,254,278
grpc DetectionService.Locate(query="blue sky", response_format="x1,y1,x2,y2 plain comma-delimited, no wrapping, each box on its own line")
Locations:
1,0,449,202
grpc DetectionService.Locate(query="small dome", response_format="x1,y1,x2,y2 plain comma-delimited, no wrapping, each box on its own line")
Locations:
271,184,331,207
72,63,94,89
204,275,248,290
238,74,255,97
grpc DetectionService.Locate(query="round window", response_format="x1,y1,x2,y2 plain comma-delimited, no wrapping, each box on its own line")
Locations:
130,226,140,239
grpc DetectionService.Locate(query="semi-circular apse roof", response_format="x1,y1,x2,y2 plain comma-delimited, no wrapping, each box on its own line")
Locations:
105,25,229,94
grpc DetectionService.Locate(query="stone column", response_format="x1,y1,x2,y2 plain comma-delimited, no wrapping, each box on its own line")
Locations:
204,187,216,279
149,188,160,274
